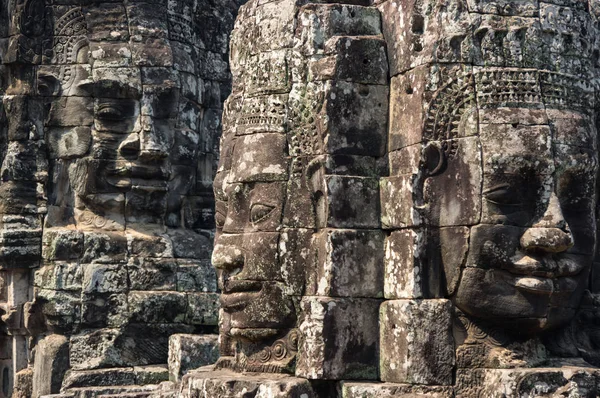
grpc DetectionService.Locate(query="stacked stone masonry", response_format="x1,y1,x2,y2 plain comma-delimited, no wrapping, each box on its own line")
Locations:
0,0,243,396
1,0,600,397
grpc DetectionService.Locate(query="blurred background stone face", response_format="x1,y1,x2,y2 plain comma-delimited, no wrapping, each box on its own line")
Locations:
0,0,243,395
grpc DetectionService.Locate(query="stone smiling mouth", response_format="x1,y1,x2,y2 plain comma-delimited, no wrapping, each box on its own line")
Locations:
220,280,263,312
105,163,170,189
503,254,585,295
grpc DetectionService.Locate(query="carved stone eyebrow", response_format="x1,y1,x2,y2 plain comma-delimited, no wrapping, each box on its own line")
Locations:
83,79,142,99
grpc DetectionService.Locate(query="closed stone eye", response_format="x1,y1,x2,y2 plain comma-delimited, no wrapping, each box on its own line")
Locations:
483,183,522,206
96,105,128,121
250,203,275,224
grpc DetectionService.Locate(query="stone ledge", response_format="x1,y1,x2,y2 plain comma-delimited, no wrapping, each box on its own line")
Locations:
340,381,453,398
180,368,316,398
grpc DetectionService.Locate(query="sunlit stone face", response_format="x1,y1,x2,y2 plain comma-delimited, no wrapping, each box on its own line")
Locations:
421,81,600,334
451,107,598,333
212,126,304,372
39,13,208,231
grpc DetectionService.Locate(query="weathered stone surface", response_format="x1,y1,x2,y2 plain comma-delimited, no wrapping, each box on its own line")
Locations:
168,334,219,382
296,297,380,380
180,369,317,398
309,229,384,298
380,299,454,385
32,334,70,397
456,366,600,398
341,381,453,398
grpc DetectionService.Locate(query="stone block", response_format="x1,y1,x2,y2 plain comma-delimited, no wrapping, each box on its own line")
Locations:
180,369,316,398
47,127,92,160
168,334,219,382
70,325,194,370
82,263,128,294
378,0,472,75
380,299,454,385
230,133,288,183
126,3,168,39
176,260,218,293
296,4,382,56
127,257,177,291
322,176,380,229
423,137,482,227
92,67,142,99
168,229,213,260
128,291,188,324
384,229,431,299
134,365,169,385
319,81,388,157
61,368,136,389
46,97,93,127
37,289,81,332
89,42,133,68
389,145,421,176
13,368,33,398
309,229,384,298
32,334,69,397
279,228,313,295
185,293,219,326
313,36,388,85
34,263,82,291
341,381,453,398
82,232,128,264
296,297,380,380
84,3,129,41
456,366,600,398
380,175,419,229
81,293,128,328
131,37,174,67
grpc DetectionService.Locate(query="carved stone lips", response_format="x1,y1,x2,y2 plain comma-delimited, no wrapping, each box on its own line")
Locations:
506,254,586,278
220,280,262,312
505,254,585,295
105,163,170,189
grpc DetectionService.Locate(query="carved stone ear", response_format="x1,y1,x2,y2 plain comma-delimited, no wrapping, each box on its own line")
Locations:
422,141,446,177
305,157,326,228
37,72,61,97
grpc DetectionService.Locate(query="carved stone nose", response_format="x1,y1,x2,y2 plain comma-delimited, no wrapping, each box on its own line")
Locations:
140,120,169,159
118,133,140,159
520,227,574,253
212,242,244,271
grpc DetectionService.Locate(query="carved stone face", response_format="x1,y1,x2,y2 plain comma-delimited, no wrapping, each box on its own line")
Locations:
429,102,598,333
39,7,209,231
212,127,304,371
67,72,188,228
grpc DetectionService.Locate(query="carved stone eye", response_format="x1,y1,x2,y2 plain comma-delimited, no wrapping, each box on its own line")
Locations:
95,100,137,121
96,105,128,121
483,184,521,206
250,204,275,224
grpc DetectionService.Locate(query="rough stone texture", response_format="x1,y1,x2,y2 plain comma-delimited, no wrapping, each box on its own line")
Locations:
296,297,380,380
380,300,454,385
3,0,600,396
168,334,219,382
2,0,242,394
456,365,600,398
32,334,70,397
180,368,316,398
340,381,453,398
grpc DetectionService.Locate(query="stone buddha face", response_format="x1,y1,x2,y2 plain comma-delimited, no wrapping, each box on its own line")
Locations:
422,74,598,334
41,4,209,231
212,121,306,372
